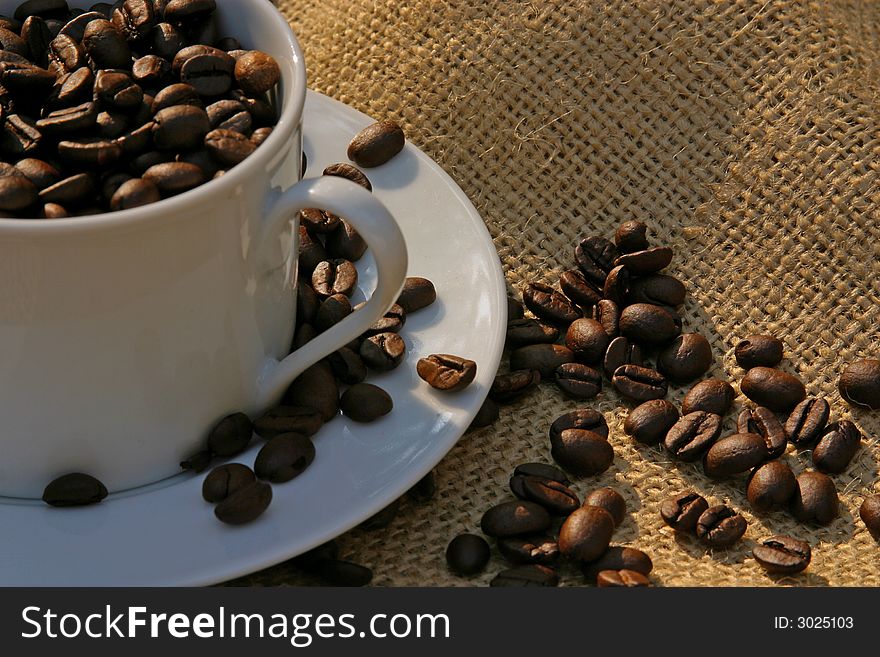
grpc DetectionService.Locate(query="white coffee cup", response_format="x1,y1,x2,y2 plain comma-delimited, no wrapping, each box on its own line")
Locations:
0,0,408,498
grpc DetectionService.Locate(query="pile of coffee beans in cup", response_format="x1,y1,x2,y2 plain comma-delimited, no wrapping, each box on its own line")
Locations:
0,0,281,218
450,217,877,585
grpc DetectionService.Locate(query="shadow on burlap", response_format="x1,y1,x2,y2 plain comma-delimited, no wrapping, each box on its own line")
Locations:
232,0,880,586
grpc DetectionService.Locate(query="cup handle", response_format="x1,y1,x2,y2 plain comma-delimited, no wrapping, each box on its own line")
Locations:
255,175,408,407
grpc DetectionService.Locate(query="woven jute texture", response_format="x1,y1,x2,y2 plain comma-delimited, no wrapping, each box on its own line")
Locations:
232,0,880,586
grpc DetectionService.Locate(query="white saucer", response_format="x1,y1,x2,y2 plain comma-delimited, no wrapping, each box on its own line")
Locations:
0,91,506,586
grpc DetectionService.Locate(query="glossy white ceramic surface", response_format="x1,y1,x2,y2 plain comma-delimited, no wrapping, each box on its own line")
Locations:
0,91,506,586
0,0,407,497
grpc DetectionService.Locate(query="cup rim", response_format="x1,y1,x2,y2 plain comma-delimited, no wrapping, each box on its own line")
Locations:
0,0,306,236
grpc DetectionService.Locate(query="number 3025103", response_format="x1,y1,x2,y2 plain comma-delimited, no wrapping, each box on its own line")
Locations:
775,617,855,629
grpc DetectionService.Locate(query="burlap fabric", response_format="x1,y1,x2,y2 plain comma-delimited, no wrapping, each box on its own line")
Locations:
232,0,880,586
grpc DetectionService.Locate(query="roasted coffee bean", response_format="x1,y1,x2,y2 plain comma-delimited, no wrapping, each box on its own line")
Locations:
163,0,216,23
229,89,275,127
696,505,747,548
660,491,708,531
142,161,206,195
347,119,404,167
0,26,27,58
506,318,559,349
396,276,436,313
101,171,132,201
110,177,160,210
596,569,650,587
738,406,786,458
558,505,614,561
205,412,252,456
42,473,108,507
555,362,602,400
513,462,571,486
860,495,880,542
445,534,490,575
747,460,797,513
202,463,255,503
497,534,559,565
584,488,626,527
311,259,357,298
614,220,648,254
1,114,42,156
359,498,400,531
612,364,667,402
326,347,366,385
0,173,37,211
96,110,130,139
583,546,654,583
574,236,616,286
82,18,131,69
593,299,620,338
58,138,123,167
489,369,540,403
624,399,678,445
152,105,210,151
417,354,477,391
510,475,580,516
481,500,551,538
132,53,170,85
469,397,500,428
254,433,316,483
340,383,393,423
703,433,768,478
682,379,735,417
559,269,602,307
323,162,372,191
362,303,406,336
152,82,202,112
549,408,609,441
41,202,68,218
22,16,52,68
205,98,251,133
315,293,352,332
283,361,339,422
510,343,575,379
813,420,861,474
95,70,143,109
15,0,70,22
603,336,643,380
117,122,153,155
59,11,105,41
205,128,256,165
664,411,722,461
614,246,672,275
619,303,680,346
839,359,880,410
656,333,712,384
131,151,174,177
360,332,405,371
39,172,93,205
298,225,328,275
784,397,830,446
254,406,323,439
316,560,373,587
295,280,319,326
523,282,580,326
406,471,436,503
214,481,271,525
300,207,339,234
735,335,783,369
325,219,367,261
490,565,558,587
791,471,839,525
551,429,614,477
741,367,806,412
150,21,186,59
180,449,212,473
565,318,609,364
602,265,629,306
628,273,686,307
112,0,157,42
15,158,59,189
233,49,280,95
752,535,811,575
